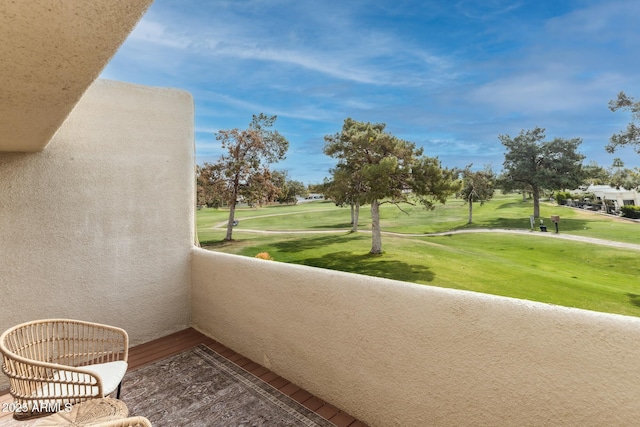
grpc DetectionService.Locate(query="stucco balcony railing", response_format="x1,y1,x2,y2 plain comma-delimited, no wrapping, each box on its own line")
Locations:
191,248,640,426
3,248,640,426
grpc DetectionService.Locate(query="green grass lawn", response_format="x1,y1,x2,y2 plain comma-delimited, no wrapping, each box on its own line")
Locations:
200,193,640,243
197,194,640,317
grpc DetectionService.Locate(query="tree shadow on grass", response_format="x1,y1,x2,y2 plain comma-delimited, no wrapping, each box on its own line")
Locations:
298,251,435,283
495,201,530,210
200,239,232,248
272,233,367,253
307,223,354,229
540,218,589,231
201,232,361,251
271,234,435,282
627,293,640,308
452,217,531,231
452,216,590,232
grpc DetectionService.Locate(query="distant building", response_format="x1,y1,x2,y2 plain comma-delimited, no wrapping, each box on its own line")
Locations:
569,185,639,214
297,193,324,203
587,185,639,208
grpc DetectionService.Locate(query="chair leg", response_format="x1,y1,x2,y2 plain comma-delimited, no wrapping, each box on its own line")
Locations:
117,382,122,399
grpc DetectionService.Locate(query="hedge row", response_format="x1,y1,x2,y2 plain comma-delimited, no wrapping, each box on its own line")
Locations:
621,205,640,219
554,191,594,205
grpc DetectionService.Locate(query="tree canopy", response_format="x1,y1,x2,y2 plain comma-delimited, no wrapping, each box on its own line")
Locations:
271,170,308,204
324,118,460,254
500,127,584,218
323,163,367,231
211,113,288,240
608,91,640,154
458,165,496,224
582,161,610,186
608,158,640,190
196,162,226,209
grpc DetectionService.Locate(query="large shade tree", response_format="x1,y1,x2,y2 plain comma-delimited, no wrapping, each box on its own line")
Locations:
500,127,584,218
608,91,640,154
325,118,460,254
213,113,288,240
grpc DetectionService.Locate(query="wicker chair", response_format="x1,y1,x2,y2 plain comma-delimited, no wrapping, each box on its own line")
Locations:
0,319,128,419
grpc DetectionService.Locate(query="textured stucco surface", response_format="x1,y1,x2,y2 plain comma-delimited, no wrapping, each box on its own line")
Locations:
192,248,640,426
0,0,152,152
0,80,194,386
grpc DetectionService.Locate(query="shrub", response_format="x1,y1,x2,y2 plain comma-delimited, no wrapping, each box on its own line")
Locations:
554,191,571,205
255,252,274,260
620,205,640,219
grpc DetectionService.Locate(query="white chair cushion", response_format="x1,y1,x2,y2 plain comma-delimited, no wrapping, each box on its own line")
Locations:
84,361,128,395
39,361,128,398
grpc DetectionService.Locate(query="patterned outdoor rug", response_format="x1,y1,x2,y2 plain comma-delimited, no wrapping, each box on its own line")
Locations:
122,345,335,426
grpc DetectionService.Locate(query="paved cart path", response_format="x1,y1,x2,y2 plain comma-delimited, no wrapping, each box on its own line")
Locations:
212,208,343,229
213,220,640,251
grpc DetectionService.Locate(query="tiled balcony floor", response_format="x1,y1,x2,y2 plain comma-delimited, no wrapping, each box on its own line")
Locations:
0,327,368,426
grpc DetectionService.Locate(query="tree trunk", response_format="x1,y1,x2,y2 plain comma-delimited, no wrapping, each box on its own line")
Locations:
225,176,241,241
352,201,360,232
350,204,355,225
532,185,540,218
522,192,526,201
370,199,382,254
225,201,236,241
468,196,473,224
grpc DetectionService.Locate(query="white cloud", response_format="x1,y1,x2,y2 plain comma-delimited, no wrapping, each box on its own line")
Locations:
128,20,192,49
471,74,593,114
125,3,457,89
545,0,640,43
455,0,523,20
197,90,335,122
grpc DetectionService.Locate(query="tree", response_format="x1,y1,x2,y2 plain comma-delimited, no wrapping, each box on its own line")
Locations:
272,170,308,204
496,173,533,201
285,180,308,202
324,118,460,254
582,161,610,186
610,168,640,191
213,114,289,240
608,158,640,190
608,91,640,153
324,120,375,233
196,162,226,208
458,165,496,224
308,181,331,194
324,163,367,231
243,168,280,207
612,157,625,170
500,127,584,218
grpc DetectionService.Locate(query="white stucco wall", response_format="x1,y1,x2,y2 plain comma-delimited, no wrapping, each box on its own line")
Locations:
192,248,640,426
0,80,194,366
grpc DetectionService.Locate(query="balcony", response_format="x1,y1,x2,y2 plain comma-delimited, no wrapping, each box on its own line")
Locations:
1,329,366,426
3,2,640,426
5,242,640,426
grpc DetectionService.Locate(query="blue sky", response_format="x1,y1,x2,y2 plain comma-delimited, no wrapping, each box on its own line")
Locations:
101,0,640,184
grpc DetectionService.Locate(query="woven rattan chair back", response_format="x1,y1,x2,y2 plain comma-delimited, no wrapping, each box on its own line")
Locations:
0,319,128,419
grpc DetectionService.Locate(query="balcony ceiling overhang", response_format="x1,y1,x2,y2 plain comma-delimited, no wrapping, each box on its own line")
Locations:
0,0,153,152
